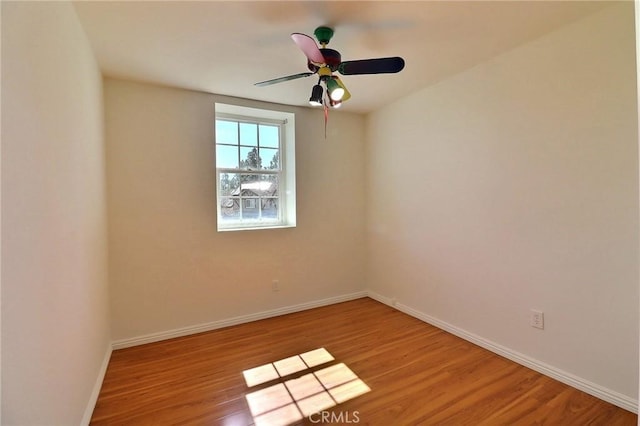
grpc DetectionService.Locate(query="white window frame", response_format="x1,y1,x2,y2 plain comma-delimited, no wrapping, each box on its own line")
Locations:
215,103,296,231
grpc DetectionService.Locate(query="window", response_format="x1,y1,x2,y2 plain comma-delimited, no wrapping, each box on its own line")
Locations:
215,104,296,231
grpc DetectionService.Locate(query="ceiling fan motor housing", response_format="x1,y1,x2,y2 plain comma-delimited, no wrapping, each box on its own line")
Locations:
307,48,341,72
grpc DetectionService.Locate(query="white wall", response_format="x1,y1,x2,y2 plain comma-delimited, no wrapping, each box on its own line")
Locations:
105,79,366,342
636,1,640,417
1,2,111,424
367,3,639,402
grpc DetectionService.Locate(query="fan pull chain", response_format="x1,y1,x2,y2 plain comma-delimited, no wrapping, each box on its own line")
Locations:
323,99,329,139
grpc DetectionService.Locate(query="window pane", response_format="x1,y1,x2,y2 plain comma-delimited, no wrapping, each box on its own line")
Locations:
240,147,263,170
242,198,259,219
219,173,241,222
240,174,264,190
264,174,278,195
240,123,258,147
216,120,238,145
219,172,240,196
220,197,240,221
261,148,279,170
241,175,276,202
259,125,279,148
217,145,239,169
261,197,278,219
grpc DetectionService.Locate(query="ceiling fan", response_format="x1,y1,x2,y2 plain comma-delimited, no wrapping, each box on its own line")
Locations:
255,26,405,108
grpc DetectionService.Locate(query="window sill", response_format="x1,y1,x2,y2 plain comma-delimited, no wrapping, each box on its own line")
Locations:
217,223,296,232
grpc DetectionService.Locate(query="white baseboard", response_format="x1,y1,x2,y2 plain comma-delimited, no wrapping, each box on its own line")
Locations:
366,290,638,414
107,290,637,413
112,291,368,350
366,290,394,306
81,343,113,425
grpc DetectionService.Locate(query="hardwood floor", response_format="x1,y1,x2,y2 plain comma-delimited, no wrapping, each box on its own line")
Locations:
91,298,636,425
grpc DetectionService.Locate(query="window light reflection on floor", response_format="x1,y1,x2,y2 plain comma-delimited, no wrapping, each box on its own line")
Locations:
243,348,370,426
274,355,307,377
243,348,334,387
300,347,336,367
243,363,280,388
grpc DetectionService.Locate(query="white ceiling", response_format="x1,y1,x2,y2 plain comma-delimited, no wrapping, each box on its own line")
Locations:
73,1,611,114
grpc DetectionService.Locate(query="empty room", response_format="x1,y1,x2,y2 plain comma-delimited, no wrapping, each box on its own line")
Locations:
2,1,639,425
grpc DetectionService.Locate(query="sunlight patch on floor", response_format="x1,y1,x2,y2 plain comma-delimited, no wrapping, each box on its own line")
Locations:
243,363,280,388
243,348,370,426
274,355,308,377
243,348,334,388
299,347,335,367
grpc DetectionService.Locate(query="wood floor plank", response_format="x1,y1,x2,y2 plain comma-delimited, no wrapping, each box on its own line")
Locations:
91,298,636,425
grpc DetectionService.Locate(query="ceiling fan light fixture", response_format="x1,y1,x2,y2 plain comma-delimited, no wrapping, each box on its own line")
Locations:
309,84,323,106
333,77,351,102
326,78,345,101
255,27,406,111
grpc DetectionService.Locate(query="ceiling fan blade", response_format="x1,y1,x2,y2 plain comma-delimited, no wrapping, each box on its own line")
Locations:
254,72,315,87
338,57,405,75
291,33,325,64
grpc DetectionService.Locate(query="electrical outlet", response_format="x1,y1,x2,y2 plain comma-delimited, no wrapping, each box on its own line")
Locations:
272,280,280,292
530,309,544,329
